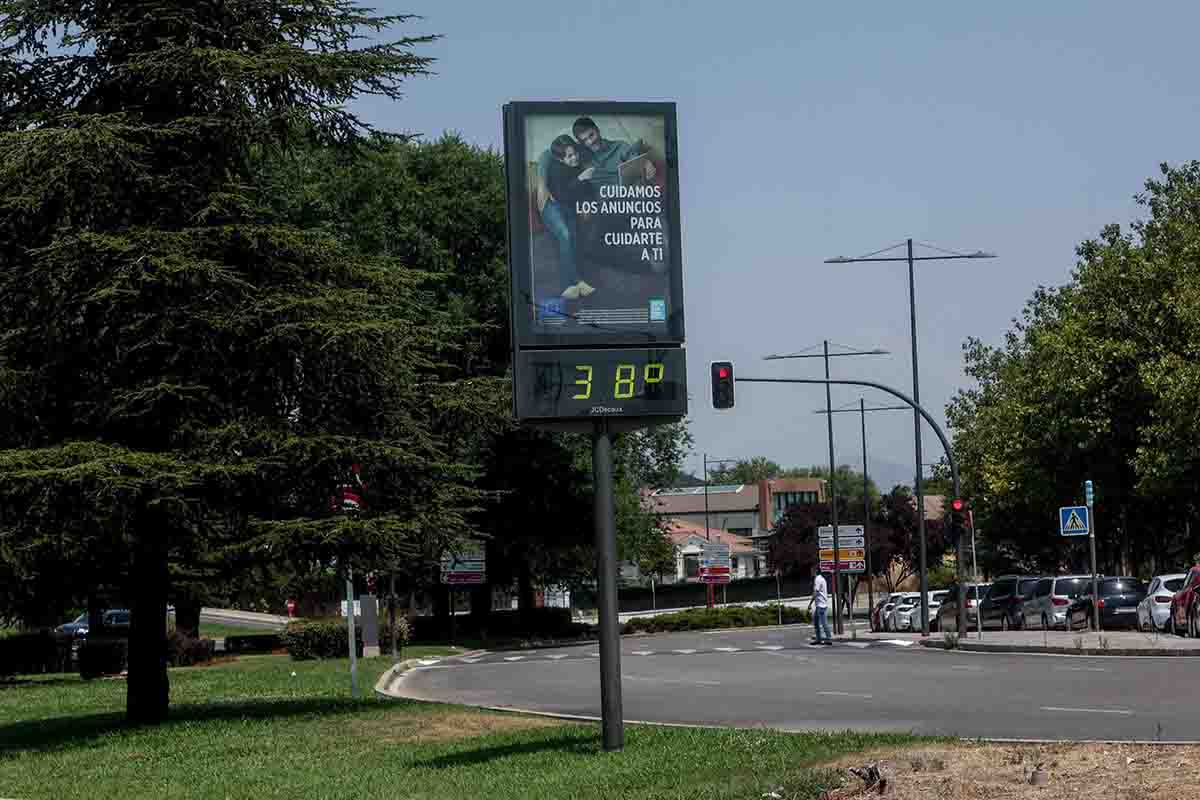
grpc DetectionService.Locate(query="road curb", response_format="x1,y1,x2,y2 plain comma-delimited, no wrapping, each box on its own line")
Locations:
921,639,1200,657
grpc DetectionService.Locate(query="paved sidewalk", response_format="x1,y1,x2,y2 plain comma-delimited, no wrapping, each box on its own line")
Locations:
842,628,1200,655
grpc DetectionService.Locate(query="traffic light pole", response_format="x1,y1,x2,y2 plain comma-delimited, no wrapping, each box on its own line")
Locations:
735,375,964,636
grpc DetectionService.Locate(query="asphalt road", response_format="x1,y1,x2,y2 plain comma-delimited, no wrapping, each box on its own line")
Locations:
397,626,1200,741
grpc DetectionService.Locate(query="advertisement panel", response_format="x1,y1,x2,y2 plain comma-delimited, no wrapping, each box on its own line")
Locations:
503,101,684,348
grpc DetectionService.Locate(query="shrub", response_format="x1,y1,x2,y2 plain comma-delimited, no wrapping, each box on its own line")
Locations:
621,604,810,635
0,631,71,676
223,633,283,654
283,619,363,661
78,638,127,679
377,616,410,654
167,630,215,666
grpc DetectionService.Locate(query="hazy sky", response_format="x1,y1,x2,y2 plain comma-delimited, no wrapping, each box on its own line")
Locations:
357,2,1199,489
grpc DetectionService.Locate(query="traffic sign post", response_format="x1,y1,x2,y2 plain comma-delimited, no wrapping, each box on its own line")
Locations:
700,542,732,587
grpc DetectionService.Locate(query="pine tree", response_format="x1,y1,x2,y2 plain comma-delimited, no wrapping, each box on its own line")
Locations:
0,1,489,722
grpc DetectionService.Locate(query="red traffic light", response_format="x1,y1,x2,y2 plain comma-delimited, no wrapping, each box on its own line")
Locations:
951,498,965,512
711,360,735,410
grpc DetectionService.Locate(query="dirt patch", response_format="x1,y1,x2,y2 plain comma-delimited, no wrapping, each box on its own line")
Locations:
353,709,574,744
815,742,1199,799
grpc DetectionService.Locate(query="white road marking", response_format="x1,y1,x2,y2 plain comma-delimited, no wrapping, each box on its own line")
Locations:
754,640,768,645
1041,706,1133,716
459,657,482,664
1054,666,1107,672
503,656,524,662
951,665,983,671
546,654,569,660
631,650,654,656
714,647,741,652
845,642,871,649
818,691,874,699
626,675,722,687
673,649,697,654
417,659,441,666
588,652,600,657
882,639,915,647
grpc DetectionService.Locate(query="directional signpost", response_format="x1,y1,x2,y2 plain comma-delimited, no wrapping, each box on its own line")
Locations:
699,542,732,585
440,548,486,647
818,526,864,634
440,548,486,585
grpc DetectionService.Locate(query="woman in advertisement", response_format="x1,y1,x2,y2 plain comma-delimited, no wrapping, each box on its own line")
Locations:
540,134,597,300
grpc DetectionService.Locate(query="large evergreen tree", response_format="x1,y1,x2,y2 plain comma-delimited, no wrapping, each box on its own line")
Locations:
0,1,488,722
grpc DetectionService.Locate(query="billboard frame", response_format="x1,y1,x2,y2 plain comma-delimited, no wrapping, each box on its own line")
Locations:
502,100,686,350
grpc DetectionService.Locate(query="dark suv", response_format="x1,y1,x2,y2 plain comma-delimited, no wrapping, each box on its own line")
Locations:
978,575,1040,630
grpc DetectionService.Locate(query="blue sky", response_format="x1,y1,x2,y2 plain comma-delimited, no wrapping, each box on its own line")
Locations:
358,2,1199,489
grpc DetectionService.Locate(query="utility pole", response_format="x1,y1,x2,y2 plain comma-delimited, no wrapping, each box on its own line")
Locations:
766,343,887,634
702,454,737,609
814,400,907,627
825,239,996,634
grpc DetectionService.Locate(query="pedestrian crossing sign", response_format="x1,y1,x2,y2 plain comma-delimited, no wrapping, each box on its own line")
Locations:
1059,505,1090,537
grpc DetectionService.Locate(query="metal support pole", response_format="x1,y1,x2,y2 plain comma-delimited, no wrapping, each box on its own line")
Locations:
823,340,842,635
389,572,398,661
703,454,711,609
346,568,358,698
860,398,873,620
1090,502,1100,632
907,238,930,636
593,421,624,751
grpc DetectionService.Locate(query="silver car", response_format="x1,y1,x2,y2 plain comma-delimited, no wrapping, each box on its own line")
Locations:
1136,573,1187,632
886,592,922,631
894,590,949,632
1021,575,1092,630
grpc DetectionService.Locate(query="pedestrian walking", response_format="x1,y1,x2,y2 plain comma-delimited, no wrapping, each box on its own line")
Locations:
808,564,832,645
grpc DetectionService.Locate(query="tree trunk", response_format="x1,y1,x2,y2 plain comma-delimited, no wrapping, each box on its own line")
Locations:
470,583,491,620
126,525,169,724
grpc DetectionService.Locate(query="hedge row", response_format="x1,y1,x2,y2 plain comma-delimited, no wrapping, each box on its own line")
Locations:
223,634,283,654
0,632,72,676
282,620,363,661
621,604,811,635
408,607,589,643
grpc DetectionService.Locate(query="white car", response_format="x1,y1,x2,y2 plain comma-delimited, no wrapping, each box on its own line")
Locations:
1136,573,1188,632
886,592,922,631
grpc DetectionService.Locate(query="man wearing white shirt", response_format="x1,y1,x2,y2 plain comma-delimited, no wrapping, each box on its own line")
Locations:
808,565,832,645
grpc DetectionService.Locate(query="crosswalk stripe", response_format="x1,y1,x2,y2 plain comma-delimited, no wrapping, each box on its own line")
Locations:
673,649,697,654
756,645,784,651
714,647,741,652
546,654,569,660
632,650,654,656
503,656,524,662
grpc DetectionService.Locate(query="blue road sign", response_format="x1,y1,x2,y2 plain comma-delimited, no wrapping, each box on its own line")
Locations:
1059,505,1090,537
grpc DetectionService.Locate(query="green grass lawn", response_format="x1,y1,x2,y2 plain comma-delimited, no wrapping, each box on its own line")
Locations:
0,654,921,799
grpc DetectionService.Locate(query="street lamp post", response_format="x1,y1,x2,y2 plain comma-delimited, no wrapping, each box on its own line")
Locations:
825,239,996,635
765,342,887,634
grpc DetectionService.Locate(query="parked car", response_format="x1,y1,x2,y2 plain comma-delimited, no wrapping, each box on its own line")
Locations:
979,575,1040,630
933,583,990,632
1021,575,1093,630
67,609,130,663
899,590,950,632
1167,565,1200,637
872,593,904,632
1067,578,1147,630
1136,573,1188,633
886,592,922,631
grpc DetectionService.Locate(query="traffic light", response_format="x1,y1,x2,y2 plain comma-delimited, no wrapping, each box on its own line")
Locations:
711,361,735,409
947,498,969,544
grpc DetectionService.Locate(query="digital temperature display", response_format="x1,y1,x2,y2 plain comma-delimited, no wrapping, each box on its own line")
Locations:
515,348,687,421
